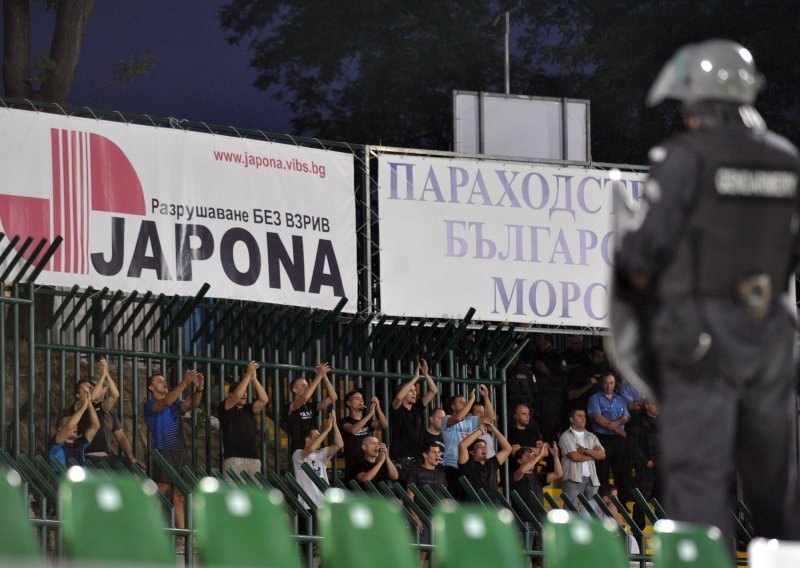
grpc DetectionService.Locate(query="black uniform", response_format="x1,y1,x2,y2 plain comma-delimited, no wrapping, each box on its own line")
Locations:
627,409,659,529
617,119,800,543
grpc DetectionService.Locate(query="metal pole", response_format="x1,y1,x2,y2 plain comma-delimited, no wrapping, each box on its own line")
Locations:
504,11,510,94
362,146,373,312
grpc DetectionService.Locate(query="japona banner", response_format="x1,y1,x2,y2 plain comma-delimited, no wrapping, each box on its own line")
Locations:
0,108,357,312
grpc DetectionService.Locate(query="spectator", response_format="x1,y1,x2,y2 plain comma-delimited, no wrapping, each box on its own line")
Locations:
407,442,446,565
532,333,566,444
566,346,606,414
617,378,644,418
457,422,512,505
389,360,438,483
419,407,446,458
595,485,640,554
49,390,99,470
284,362,337,459
469,401,496,459
144,369,204,552
559,408,605,508
342,390,388,482
562,334,590,375
511,442,563,552
441,385,494,498
587,373,631,501
77,358,142,468
219,361,269,481
507,403,543,455
628,399,660,529
354,436,399,489
293,413,343,510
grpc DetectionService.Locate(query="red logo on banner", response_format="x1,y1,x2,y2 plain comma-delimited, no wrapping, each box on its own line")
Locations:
0,129,146,273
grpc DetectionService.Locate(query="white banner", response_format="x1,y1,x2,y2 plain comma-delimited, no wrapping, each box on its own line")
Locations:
0,108,357,312
377,154,647,327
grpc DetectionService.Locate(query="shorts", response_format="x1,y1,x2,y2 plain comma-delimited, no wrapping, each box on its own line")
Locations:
222,457,262,482
151,449,189,485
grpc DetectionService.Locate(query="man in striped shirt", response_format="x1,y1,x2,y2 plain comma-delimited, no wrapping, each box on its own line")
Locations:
144,369,204,551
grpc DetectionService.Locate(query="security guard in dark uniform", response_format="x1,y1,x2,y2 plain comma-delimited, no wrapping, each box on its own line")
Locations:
615,39,800,550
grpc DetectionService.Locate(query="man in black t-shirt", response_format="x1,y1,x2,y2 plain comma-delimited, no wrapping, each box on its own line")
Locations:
354,436,399,489
390,360,438,482
74,358,142,468
342,389,388,481
407,442,446,564
419,407,445,463
283,362,337,460
512,443,563,517
457,422,512,504
511,442,563,551
219,361,270,481
507,403,542,455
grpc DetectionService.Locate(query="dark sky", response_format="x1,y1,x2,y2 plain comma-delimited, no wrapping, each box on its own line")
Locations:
1,1,293,133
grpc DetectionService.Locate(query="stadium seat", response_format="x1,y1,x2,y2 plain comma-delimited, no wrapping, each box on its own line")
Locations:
748,537,800,567
433,502,526,568
193,477,301,568
0,468,42,565
318,489,417,568
60,467,174,565
543,509,629,568
652,519,729,568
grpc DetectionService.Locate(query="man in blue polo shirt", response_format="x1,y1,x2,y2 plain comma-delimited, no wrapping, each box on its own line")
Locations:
587,373,630,501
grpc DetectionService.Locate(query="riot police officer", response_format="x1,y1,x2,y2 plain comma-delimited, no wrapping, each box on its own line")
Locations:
615,39,800,550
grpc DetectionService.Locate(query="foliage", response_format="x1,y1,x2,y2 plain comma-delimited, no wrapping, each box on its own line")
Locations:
109,49,159,90
220,0,505,148
496,0,800,163
222,0,799,164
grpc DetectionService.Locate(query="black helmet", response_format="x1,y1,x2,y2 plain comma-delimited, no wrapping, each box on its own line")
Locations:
646,39,763,107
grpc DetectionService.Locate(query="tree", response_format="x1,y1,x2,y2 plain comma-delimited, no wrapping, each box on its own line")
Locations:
512,0,800,164
223,1,799,164
220,0,505,149
3,0,95,105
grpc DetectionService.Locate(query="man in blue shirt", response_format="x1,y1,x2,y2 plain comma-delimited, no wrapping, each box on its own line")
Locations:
144,368,204,552
441,385,495,499
587,373,630,501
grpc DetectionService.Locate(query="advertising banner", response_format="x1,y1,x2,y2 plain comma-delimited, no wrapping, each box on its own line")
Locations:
377,153,646,327
0,108,357,312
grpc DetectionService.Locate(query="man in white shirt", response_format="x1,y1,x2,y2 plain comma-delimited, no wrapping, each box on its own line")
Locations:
558,408,605,508
292,412,343,510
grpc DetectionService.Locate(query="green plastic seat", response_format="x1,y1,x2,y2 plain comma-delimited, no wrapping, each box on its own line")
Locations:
193,477,302,568
318,489,417,568
652,519,730,568
433,502,526,568
0,468,43,565
543,509,629,568
60,468,174,565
